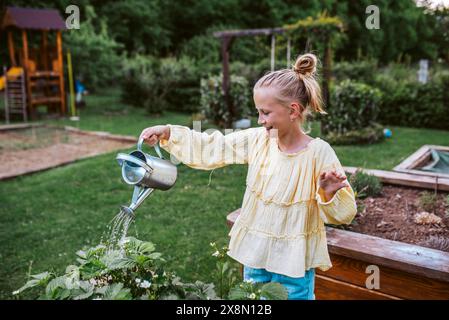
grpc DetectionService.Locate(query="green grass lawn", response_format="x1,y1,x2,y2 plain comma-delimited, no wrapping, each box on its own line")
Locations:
1,88,448,299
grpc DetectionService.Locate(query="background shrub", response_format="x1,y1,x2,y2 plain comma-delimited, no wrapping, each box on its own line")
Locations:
333,60,378,85
200,74,252,127
121,55,201,114
374,72,449,130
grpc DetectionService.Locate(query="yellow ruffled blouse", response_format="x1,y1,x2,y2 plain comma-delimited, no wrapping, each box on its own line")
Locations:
159,124,357,278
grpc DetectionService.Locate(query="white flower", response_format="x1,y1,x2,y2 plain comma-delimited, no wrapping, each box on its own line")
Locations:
244,278,255,284
135,278,141,284
212,251,219,257
209,242,216,247
140,280,151,289
249,293,256,299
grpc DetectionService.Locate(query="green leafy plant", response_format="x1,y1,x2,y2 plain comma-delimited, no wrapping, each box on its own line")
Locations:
14,236,289,300
13,237,217,300
209,241,288,300
209,242,239,299
417,191,437,213
348,169,382,199
228,281,288,300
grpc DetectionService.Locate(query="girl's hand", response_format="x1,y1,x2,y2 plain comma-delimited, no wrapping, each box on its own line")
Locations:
140,125,170,147
318,169,349,201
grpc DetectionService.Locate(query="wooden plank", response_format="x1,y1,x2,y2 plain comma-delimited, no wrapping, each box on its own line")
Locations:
344,166,449,191
41,30,48,71
7,31,16,66
0,123,43,131
62,125,138,143
315,274,400,300
394,145,430,170
317,254,449,300
214,27,285,38
29,71,60,78
325,227,449,283
30,96,61,105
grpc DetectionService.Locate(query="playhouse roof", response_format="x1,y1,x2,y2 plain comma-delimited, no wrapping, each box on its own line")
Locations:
2,7,66,30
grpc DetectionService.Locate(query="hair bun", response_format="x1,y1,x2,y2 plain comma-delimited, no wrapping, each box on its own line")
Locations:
293,53,317,77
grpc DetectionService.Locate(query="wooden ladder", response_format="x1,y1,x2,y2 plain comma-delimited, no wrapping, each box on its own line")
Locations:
4,66,27,123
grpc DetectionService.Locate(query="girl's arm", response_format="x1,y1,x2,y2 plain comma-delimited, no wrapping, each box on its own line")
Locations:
314,144,358,225
157,124,255,170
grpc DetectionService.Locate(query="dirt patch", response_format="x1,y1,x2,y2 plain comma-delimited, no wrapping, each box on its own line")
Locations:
343,185,449,252
0,127,135,180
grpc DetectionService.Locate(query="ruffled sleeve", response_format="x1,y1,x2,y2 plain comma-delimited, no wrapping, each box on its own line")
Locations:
159,124,255,170
314,142,358,225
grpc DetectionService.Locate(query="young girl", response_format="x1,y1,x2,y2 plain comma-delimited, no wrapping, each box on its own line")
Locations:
140,53,357,300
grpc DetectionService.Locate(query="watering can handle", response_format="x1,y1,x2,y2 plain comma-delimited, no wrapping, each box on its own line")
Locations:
137,137,164,159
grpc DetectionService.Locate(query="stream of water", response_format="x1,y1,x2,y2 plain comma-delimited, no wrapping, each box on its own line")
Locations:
103,208,136,253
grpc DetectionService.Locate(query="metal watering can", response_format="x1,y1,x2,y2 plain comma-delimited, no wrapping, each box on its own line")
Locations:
116,137,177,217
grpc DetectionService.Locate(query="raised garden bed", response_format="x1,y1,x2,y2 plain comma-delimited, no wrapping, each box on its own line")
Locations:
348,184,449,252
0,123,136,180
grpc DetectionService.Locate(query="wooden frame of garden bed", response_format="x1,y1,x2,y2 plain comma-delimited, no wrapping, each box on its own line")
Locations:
393,145,449,179
344,166,449,192
227,209,449,300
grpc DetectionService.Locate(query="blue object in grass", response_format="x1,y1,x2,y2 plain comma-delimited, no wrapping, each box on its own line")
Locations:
383,128,392,138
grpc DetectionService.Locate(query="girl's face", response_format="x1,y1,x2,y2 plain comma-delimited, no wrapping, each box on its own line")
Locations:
254,87,297,136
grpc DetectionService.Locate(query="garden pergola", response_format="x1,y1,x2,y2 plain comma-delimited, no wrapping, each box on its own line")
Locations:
214,21,337,132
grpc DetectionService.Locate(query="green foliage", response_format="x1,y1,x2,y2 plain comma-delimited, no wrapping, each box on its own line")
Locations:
348,169,383,199
121,55,201,114
329,80,382,133
324,123,385,145
209,242,239,299
325,80,383,144
100,0,171,55
228,281,288,300
63,5,122,91
283,11,345,63
333,60,378,84
13,236,290,300
417,191,437,212
200,74,252,127
374,69,449,130
13,237,218,300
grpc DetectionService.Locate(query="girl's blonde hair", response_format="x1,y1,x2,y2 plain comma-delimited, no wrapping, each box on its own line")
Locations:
254,53,328,127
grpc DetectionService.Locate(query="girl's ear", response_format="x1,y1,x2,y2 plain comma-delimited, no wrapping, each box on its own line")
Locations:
290,102,304,119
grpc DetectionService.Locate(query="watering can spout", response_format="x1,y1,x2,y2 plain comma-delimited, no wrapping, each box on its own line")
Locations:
121,186,155,218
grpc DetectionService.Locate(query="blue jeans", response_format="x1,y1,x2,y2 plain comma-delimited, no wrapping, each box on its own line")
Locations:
243,266,316,300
